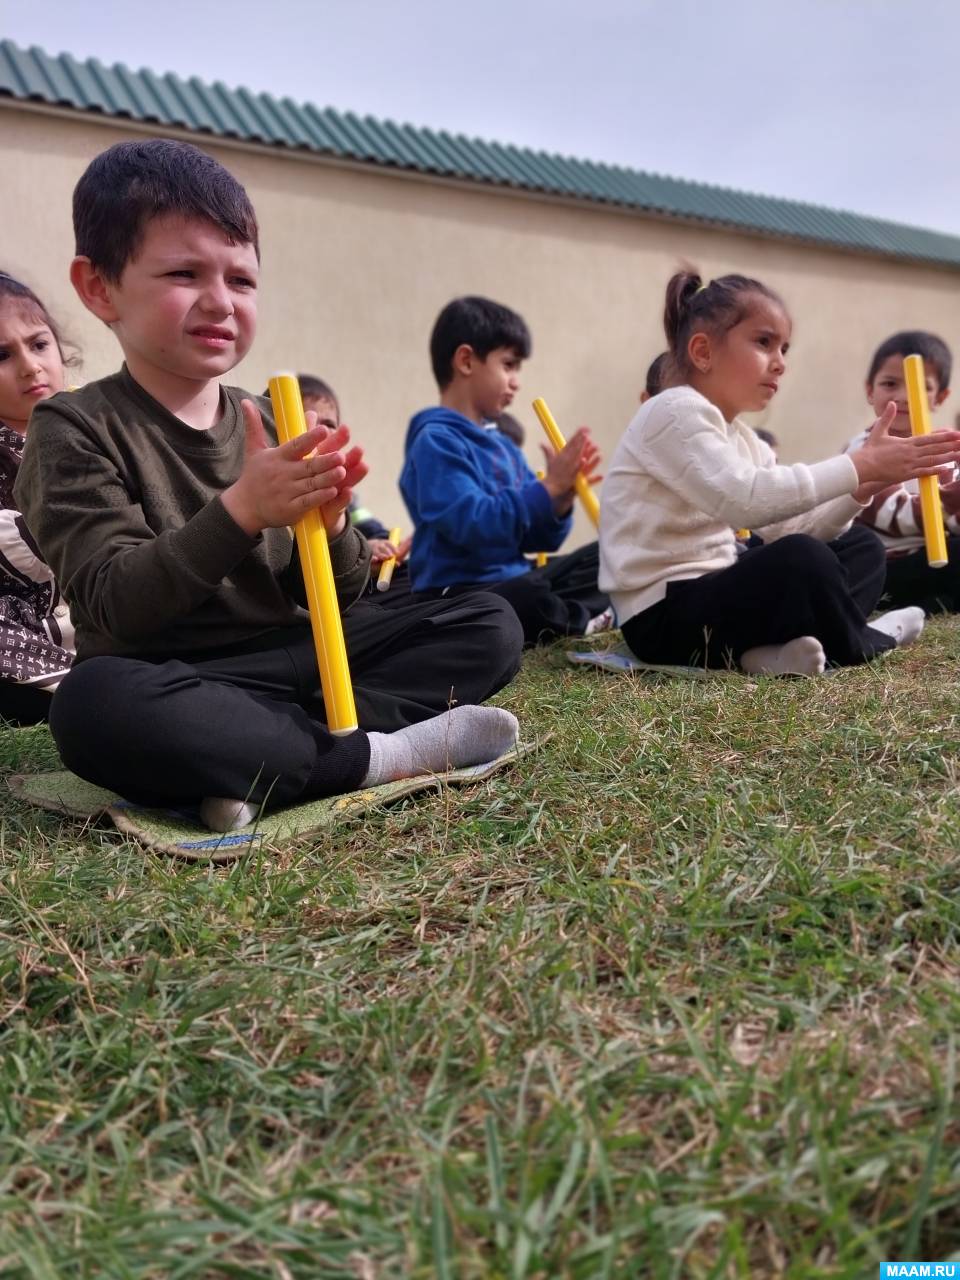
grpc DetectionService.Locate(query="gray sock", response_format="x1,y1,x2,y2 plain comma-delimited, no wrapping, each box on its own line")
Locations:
362,706,519,786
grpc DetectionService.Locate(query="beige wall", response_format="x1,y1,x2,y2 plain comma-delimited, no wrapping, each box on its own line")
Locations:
2,104,958,545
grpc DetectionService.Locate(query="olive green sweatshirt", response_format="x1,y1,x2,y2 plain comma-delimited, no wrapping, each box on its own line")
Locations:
14,367,371,660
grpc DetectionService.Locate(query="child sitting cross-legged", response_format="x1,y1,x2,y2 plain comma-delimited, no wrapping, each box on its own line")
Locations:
599,269,960,675
16,140,523,830
400,296,612,646
846,331,960,615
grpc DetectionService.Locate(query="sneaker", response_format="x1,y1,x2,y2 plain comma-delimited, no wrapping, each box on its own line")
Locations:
584,606,616,636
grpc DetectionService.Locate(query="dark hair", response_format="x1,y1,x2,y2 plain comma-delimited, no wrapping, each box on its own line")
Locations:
754,428,778,449
496,411,525,447
73,138,259,281
866,330,952,391
297,374,339,411
429,296,531,389
0,271,79,368
663,268,786,379
644,352,670,398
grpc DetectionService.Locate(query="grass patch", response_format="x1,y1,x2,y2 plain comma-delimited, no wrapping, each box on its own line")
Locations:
1,622,959,1277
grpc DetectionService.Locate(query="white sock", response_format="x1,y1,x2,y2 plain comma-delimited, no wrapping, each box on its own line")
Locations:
585,606,616,636
363,706,519,785
740,635,826,677
200,797,258,832
871,606,925,647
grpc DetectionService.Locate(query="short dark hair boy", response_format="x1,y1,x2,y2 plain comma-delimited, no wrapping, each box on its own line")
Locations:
866,330,952,391
846,328,959,616
17,142,522,832
429,296,531,389
400,296,611,646
73,137,260,281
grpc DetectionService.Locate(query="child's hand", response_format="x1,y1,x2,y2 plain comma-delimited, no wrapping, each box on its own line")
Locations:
540,428,603,515
222,400,351,535
368,534,412,565
850,401,960,495
319,436,368,535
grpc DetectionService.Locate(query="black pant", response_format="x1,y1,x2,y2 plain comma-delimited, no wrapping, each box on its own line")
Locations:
0,681,55,727
621,527,895,669
882,536,960,615
49,591,523,808
427,541,609,647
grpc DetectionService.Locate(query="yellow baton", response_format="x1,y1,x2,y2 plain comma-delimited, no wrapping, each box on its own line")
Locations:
532,398,600,528
268,372,358,735
534,472,548,566
377,526,402,592
903,354,948,569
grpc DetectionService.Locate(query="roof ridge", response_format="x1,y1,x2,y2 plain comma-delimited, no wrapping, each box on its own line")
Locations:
1,38,958,267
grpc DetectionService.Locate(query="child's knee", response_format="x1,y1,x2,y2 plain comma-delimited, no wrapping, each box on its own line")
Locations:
772,533,838,579
484,593,525,664
49,658,120,765
50,656,160,767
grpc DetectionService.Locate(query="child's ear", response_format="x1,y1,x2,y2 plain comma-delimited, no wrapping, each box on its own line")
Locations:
935,386,951,408
687,331,711,373
451,343,475,378
69,257,120,324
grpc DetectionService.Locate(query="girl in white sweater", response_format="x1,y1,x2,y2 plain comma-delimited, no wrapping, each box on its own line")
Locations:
599,270,960,674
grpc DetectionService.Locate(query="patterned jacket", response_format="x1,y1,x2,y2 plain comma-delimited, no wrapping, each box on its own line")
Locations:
0,423,74,687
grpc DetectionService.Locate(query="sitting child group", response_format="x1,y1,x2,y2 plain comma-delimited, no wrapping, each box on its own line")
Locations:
1,138,957,832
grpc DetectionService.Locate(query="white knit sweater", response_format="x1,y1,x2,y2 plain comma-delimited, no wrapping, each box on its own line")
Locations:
598,386,864,625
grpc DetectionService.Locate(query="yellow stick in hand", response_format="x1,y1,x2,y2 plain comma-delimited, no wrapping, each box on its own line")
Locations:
903,354,948,569
377,526,402,592
268,372,358,735
534,472,548,567
532,397,600,528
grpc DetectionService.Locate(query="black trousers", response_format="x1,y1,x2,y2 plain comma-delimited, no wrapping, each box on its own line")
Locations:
426,541,609,647
621,526,895,669
882,536,960,615
49,591,523,808
0,681,55,727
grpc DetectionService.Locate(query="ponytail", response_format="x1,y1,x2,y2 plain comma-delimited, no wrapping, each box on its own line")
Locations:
662,266,785,380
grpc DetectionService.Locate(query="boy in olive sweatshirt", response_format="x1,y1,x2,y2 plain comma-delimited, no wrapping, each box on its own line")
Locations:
15,139,522,830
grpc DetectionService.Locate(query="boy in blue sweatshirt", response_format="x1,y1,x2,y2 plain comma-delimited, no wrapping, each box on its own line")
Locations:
399,296,610,646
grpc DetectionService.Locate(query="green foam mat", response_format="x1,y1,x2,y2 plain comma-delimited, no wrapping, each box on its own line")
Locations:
8,741,535,862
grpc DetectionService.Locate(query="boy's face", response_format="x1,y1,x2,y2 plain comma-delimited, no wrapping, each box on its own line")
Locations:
468,346,522,421
866,355,949,437
302,395,339,430
80,212,259,391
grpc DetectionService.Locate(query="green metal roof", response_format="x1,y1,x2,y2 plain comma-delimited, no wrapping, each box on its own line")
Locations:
2,38,959,269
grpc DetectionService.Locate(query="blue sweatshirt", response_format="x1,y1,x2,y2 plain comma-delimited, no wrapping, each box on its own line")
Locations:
400,406,572,590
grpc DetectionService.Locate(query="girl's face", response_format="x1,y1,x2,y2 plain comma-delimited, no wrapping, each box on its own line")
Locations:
691,295,791,421
0,300,65,433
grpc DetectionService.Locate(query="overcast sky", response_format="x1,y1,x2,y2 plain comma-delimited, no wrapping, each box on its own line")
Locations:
5,0,960,236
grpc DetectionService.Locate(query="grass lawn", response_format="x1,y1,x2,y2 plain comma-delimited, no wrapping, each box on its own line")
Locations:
1,623,959,1278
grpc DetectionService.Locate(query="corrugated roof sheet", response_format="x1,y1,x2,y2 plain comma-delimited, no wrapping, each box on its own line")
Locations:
2,38,959,269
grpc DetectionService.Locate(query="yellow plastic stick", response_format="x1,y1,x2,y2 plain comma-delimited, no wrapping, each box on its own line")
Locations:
534,473,548,566
532,398,600,528
903,354,948,569
268,372,358,735
377,526,402,592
